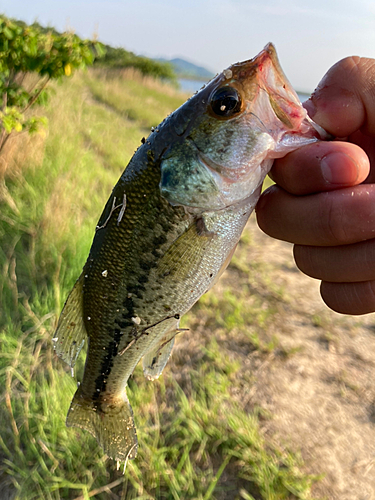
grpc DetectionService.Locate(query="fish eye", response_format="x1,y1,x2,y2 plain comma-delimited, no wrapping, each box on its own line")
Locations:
209,86,242,118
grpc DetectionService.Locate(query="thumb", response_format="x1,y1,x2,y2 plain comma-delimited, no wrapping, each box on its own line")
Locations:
304,56,375,137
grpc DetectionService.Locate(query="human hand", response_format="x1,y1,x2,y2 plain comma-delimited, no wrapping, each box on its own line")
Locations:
256,56,375,315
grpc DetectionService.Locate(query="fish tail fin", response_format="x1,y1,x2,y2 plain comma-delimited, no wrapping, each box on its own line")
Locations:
66,385,138,461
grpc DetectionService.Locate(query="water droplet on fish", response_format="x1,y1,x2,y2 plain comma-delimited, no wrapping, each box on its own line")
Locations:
127,293,132,298
85,274,88,278
132,316,141,325
52,337,58,342
223,68,233,80
102,270,108,277
87,316,91,320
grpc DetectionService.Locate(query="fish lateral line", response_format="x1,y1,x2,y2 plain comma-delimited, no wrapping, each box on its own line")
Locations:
118,313,180,356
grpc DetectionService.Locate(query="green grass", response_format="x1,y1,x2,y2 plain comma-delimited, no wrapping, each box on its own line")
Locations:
0,69,319,499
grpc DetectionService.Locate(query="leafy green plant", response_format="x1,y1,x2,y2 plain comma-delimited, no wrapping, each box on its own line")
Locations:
0,15,103,153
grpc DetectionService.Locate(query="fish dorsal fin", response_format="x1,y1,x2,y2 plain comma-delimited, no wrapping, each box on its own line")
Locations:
143,336,176,381
53,272,87,368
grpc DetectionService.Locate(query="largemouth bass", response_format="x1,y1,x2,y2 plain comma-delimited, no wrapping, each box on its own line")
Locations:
54,44,326,462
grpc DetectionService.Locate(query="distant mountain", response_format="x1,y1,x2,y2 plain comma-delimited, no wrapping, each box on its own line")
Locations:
156,57,215,81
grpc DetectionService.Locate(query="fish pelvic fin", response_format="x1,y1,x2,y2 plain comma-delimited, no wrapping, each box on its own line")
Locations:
66,386,138,462
53,272,87,367
143,336,175,381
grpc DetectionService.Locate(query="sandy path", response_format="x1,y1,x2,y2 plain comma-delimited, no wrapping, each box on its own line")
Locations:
174,216,375,499
246,217,375,499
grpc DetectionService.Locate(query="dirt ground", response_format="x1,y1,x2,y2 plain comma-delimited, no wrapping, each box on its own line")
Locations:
173,216,375,500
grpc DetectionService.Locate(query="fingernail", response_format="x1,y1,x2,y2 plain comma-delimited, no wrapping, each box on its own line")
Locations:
321,152,359,185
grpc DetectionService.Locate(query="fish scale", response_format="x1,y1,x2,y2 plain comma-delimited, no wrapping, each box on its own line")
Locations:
54,43,328,462
80,155,189,389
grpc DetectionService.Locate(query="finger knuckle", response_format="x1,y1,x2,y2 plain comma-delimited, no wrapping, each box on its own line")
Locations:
320,193,349,245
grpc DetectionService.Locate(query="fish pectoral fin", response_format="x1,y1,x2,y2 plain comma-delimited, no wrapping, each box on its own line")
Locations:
142,335,175,381
66,386,138,462
53,272,87,368
157,216,217,280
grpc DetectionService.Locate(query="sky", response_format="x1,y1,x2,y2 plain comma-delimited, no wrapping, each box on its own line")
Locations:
2,0,375,93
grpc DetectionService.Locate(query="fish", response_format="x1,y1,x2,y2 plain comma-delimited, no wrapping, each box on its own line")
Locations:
53,43,327,462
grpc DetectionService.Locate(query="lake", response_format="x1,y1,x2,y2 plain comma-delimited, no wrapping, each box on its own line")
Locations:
178,78,310,102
